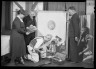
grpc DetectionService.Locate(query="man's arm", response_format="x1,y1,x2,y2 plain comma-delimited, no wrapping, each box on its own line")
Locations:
34,38,44,50
27,45,34,55
14,18,26,34
79,45,89,55
72,14,80,40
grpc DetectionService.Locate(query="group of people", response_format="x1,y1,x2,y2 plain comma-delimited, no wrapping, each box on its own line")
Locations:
10,10,37,65
10,9,66,65
10,6,93,65
68,6,93,63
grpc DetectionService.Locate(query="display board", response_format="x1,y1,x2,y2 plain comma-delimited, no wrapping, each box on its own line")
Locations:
36,11,68,55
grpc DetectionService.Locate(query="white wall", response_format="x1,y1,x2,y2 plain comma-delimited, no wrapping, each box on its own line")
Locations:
86,0,94,14
37,11,68,55
86,0,95,61
34,2,43,11
86,0,95,29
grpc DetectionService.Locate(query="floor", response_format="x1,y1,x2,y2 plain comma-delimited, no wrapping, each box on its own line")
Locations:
3,58,94,68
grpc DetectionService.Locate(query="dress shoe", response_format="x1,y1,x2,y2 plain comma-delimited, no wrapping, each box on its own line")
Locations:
15,57,25,65
14,60,20,65
19,57,25,65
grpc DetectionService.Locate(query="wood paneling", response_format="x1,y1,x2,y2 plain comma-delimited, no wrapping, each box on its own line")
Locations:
48,2,85,15
66,2,85,15
78,2,86,15
66,2,79,12
48,2,65,11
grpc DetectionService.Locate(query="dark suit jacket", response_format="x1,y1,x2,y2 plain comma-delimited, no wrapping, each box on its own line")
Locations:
69,13,80,38
23,15,36,27
23,15,36,45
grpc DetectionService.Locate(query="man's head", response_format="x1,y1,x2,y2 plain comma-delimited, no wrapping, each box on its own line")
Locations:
44,34,52,42
68,6,76,16
81,27,85,34
17,10,25,19
29,11,35,16
29,11,36,19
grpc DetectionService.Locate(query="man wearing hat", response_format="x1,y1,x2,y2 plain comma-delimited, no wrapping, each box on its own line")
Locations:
23,11,37,54
68,6,80,63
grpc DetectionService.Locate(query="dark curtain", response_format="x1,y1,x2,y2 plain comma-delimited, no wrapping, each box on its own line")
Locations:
1,1,5,32
1,1,11,35
48,2,85,14
5,2,11,30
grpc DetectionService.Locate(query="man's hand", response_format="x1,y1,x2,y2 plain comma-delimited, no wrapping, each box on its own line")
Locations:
26,32,30,35
33,26,37,31
26,26,35,33
79,52,83,55
26,27,29,29
81,38,84,42
32,49,36,53
75,37,79,42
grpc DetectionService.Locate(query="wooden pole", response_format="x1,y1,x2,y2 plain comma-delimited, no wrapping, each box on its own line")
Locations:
31,2,38,11
14,2,24,11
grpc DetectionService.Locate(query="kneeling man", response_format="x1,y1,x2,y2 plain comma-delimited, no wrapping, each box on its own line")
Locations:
27,34,52,62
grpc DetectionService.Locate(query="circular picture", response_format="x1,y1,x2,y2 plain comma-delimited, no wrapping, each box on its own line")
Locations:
48,20,56,30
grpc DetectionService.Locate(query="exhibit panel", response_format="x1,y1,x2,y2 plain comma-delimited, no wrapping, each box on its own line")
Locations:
36,11,68,55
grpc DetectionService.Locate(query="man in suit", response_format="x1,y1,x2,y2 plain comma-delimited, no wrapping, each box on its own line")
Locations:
23,11,36,54
68,6,80,63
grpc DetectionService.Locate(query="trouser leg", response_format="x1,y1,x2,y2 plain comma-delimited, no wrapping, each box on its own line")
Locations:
69,37,78,62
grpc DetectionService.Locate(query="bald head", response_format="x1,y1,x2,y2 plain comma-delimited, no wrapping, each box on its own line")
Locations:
29,11,36,18
44,34,52,41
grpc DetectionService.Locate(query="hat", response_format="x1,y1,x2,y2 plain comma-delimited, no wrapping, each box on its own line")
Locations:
17,9,26,15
